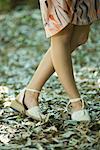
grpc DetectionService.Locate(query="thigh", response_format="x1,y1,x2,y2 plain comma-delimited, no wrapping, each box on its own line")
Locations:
71,25,90,52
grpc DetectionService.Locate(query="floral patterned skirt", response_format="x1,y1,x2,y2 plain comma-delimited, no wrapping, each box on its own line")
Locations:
39,0,100,38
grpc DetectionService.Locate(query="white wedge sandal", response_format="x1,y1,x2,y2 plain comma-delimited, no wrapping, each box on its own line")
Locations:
10,87,47,121
65,98,91,121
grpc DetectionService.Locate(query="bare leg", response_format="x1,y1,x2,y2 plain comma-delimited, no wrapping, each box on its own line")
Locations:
50,24,80,99
24,47,55,107
68,24,90,109
27,47,55,91
24,24,90,109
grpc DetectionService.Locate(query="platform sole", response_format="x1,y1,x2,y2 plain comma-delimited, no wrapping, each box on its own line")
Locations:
10,99,47,121
10,99,25,114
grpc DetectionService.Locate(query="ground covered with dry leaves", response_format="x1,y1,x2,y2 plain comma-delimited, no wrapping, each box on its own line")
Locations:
0,6,100,150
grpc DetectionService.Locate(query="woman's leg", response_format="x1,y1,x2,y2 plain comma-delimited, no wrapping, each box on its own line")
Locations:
50,24,80,100
24,47,55,107
69,24,90,109
24,24,90,109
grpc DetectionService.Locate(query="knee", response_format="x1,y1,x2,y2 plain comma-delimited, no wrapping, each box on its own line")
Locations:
51,39,71,53
51,34,71,52
51,24,73,52
78,33,89,46
70,34,88,53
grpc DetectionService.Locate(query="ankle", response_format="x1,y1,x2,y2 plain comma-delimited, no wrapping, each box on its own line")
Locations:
25,90,39,100
71,101,82,111
26,86,41,98
24,91,39,108
69,97,83,111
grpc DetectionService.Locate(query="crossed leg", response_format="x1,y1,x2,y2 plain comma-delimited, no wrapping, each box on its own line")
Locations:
25,24,90,109
50,24,79,99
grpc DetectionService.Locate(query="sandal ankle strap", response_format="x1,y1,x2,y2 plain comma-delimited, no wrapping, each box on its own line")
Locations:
65,98,85,113
70,98,85,109
24,87,41,93
70,98,81,103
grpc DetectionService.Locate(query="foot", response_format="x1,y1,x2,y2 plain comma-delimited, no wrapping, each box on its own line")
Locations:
16,90,40,109
14,88,48,121
66,98,91,121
